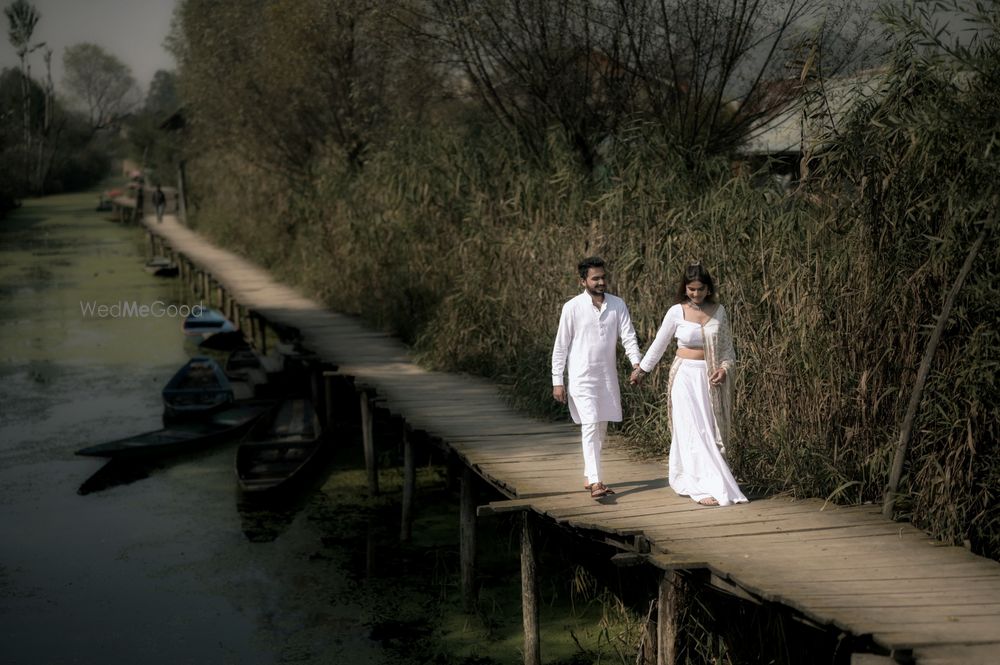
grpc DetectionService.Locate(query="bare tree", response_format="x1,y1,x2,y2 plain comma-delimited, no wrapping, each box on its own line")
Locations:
412,0,876,170
63,42,141,133
414,0,644,169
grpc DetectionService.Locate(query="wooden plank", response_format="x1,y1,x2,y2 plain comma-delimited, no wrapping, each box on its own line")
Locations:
911,643,1000,665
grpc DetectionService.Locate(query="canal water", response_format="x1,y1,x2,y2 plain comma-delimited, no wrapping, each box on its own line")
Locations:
0,191,415,665
0,190,636,665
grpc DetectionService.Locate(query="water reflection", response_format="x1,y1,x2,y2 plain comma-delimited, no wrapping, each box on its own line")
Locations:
77,458,155,495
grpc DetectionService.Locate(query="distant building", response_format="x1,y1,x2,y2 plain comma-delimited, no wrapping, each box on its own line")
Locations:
736,69,889,188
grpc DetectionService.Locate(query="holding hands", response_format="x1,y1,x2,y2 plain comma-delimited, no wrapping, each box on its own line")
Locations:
630,365,726,386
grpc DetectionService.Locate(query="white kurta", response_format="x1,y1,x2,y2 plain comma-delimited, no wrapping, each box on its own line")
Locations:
552,292,641,424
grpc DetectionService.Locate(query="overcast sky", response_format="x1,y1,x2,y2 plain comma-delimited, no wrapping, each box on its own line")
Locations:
0,0,176,96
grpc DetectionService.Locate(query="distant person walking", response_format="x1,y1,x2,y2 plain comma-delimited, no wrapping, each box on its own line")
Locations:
152,185,167,223
630,262,748,507
552,256,642,499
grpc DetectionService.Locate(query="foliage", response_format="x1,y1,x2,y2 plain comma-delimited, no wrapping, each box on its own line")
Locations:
174,0,1000,574
125,69,181,185
1,4,117,210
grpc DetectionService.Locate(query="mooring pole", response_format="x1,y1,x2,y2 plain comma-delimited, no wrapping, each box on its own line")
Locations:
400,428,416,542
361,392,378,495
460,466,477,614
520,512,541,665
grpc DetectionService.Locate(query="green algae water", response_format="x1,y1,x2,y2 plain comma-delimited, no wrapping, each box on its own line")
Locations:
0,191,640,665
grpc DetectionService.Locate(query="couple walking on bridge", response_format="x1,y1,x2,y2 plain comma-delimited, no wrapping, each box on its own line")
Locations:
552,257,748,506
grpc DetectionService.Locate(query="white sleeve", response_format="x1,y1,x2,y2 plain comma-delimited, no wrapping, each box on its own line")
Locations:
639,305,679,373
618,302,641,366
551,302,573,386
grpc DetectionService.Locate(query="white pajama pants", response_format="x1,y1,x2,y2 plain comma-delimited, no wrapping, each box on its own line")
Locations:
581,421,608,485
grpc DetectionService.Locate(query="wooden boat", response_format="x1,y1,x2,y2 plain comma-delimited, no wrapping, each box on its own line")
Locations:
144,256,179,277
197,329,248,351
225,348,268,384
162,356,234,422
76,401,272,459
183,307,237,338
183,308,247,350
236,398,324,494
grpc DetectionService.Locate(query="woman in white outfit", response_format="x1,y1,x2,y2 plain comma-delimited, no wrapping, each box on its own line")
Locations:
630,263,748,507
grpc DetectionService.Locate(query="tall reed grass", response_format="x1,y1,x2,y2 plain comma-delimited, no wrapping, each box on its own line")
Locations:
183,29,998,561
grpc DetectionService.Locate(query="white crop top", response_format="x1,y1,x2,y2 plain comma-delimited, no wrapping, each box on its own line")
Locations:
675,320,704,349
638,303,707,373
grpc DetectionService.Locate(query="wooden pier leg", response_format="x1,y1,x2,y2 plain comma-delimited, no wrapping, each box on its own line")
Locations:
323,370,337,432
147,231,154,256
401,428,415,542
520,512,541,665
361,393,379,495
259,318,268,354
657,571,685,665
217,283,225,313
246,310,257,349
460,467,477,614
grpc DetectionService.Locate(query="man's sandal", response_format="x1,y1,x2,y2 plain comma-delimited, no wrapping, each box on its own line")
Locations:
588,482,615,499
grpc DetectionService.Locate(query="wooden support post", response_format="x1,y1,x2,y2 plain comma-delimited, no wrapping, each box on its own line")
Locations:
146,231,154,256
246,310,257,349
401,428,415,542
445,451,460,493
323,370,337,432
361,393,378,495
217,283,225,313
310,367,323,425
460,466,477,614
520,512,541,665
657,571,685,665
259,318,267,354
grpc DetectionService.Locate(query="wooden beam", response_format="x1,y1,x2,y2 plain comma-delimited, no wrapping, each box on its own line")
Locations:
850,655,895,665
361,393,378,495
477,498,535,517
461,466,477,614
521,512,541,665
401,428,415,542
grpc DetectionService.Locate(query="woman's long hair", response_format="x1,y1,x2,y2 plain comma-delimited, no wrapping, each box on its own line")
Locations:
674,263,717,304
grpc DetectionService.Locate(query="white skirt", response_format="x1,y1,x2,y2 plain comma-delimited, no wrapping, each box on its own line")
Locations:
669,359,748,506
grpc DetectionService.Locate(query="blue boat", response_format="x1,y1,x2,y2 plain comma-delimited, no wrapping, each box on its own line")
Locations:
162,357,234,423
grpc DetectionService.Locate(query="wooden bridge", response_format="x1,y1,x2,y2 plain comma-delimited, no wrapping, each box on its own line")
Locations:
140,211,1000,665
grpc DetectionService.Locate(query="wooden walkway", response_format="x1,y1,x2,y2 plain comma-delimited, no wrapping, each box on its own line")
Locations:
142,214,1000,665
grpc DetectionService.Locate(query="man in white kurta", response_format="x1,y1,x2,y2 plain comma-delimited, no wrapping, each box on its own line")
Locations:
552,257,641,495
